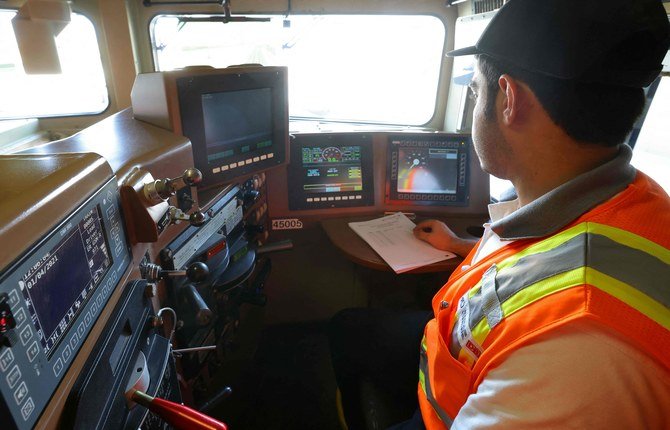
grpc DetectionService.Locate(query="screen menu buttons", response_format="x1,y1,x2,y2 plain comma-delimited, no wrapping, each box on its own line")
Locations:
13,308,26,328
19,326,33,346
13,381,28,405
8,290,19,307
0,348,14,372
6,365,21,388
26,342,39,363
21,397,35,421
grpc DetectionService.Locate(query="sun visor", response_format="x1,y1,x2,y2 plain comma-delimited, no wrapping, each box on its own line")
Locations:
11,0,71,74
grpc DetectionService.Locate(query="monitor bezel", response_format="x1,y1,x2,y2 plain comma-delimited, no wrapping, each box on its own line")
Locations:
177,68,289,190
385,133,471,206
287,133,375,211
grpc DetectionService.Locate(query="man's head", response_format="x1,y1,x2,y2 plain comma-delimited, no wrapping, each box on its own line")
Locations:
474,55,646,147
450,0,670,147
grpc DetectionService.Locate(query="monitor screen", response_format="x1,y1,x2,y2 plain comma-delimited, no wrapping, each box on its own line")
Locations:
386,134,470,206
202,88,273,166
177,67,289,189
288,133,374,210
396,147,458,194
19,205,112,357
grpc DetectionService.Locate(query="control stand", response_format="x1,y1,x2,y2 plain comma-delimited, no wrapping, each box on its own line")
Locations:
62,280,227,430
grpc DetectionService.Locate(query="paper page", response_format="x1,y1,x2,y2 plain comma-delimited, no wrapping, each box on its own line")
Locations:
348,212,456,273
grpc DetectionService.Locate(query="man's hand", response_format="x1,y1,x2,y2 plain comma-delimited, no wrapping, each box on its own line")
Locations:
413,220,477,257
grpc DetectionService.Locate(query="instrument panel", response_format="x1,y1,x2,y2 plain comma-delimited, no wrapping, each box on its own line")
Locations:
267,131,490,222
287,134,375,210
0,178,130,429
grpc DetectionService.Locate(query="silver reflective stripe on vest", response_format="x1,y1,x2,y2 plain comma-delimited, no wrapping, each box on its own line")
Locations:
587,234,670,307
480,264,503,328
449,232,670,359
419,344,454,428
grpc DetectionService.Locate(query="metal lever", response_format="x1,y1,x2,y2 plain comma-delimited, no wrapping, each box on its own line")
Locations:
144,168,203,204
141,261,210,283
131,390,227,430
199,386,233,415
168,206,207,227
256,239,293,255
172,345,217,355
183,284,213,326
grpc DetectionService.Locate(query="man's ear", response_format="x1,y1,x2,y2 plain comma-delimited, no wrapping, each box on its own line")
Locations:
498,74,519,126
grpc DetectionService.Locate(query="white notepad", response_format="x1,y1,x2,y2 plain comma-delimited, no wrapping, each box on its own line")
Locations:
348,212,456,273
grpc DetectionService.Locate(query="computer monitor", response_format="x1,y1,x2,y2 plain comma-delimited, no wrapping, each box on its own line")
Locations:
287,133,375,210
386,134,471,206
176,66,289,189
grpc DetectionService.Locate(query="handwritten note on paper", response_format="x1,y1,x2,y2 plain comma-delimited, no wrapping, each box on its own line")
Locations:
348,212,456,273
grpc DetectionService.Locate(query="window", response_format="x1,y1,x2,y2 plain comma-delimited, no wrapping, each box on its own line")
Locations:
0,10,108,119
151,14,445,126
631,76,670,192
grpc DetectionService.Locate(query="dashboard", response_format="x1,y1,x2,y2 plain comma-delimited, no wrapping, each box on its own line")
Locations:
267,131,490,223
0,70,490,430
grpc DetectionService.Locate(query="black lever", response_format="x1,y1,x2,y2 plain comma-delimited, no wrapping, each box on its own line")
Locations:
141,261,210,283
199,386,233,414
256,239,293,255
182,284,213,326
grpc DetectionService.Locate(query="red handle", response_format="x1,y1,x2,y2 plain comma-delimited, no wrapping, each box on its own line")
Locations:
132,390,228,430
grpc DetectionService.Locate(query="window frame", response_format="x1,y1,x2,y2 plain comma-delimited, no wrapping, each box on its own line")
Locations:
0,7,110,120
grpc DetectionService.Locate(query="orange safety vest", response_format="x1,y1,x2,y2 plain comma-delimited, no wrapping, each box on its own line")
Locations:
418,172,670,428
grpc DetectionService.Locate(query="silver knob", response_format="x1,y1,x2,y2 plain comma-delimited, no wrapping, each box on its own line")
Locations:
181,168,203,187
143,168,203,204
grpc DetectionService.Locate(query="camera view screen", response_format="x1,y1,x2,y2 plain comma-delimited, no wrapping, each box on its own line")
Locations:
301,146,363,194
397,147,458,194
20,206,112,357
202,88,273,165
386,135,470,206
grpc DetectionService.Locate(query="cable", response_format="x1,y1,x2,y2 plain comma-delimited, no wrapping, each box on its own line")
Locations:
157,307,178,343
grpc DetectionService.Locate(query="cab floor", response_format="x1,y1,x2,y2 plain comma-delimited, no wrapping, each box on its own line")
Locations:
209,322,341,430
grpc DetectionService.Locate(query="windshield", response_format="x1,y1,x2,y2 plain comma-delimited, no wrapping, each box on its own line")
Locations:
151,14,446,126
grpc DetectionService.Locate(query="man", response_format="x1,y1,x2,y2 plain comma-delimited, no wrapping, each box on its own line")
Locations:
330,0,670,428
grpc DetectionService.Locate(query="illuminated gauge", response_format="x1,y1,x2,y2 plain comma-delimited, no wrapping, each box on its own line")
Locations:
407,151,427,169
321,146,342,162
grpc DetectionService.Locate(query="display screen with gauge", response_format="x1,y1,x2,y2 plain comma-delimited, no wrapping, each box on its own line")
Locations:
287,133,374,210
386,134,471,206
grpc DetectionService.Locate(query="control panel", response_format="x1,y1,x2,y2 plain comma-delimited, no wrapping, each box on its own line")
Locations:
0,179,131,429
62,280,179,430
287,133,375,211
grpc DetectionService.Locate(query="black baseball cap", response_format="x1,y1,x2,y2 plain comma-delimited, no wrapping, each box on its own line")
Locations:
447,0,670,87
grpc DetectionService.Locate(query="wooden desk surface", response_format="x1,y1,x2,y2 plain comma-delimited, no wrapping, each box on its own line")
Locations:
321,215,485,274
